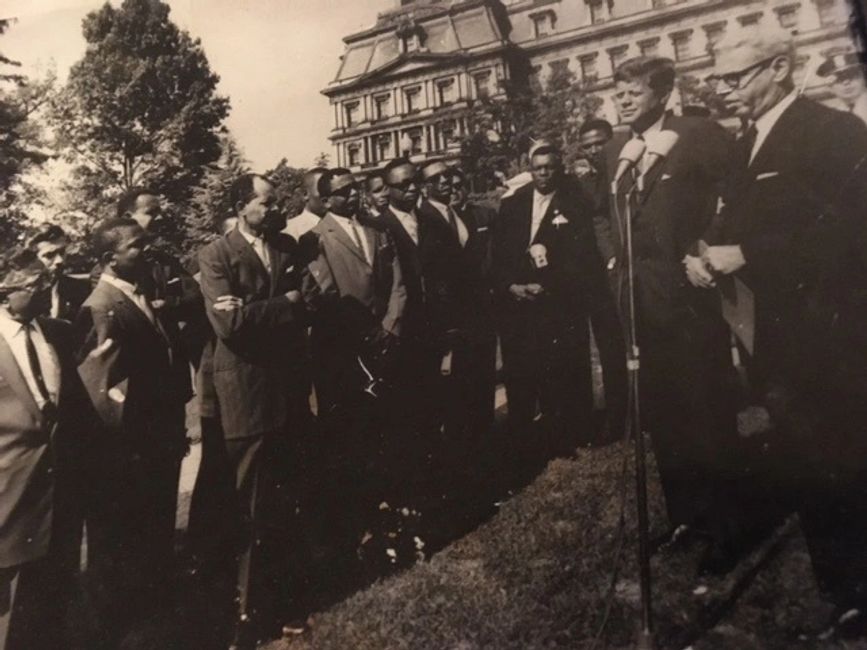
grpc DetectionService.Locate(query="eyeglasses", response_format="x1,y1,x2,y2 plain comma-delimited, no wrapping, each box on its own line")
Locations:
427,173,453,187
387,177,420,191
331,183,358,198
709,57,775,92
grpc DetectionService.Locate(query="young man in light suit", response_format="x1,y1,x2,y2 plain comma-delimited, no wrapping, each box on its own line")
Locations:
0,253,90,650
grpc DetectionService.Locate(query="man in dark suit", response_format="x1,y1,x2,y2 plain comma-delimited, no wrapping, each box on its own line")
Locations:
0,255,90,650
492,142,615,460
416,160,496,461
28,225,90,322
703,29,867,637
197,174,309,649
75,218,191,644
113,187,207,370
597,56,742,568
379,158,436,433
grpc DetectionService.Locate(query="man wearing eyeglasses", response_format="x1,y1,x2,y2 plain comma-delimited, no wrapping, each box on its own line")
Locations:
702,29,867,638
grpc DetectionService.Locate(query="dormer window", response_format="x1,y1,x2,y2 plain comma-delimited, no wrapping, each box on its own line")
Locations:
530,10,556,38
396,18,426,54
588,0,609,25
403,33,420,53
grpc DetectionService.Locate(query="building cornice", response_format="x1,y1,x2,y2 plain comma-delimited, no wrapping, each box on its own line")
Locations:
343,0,493,45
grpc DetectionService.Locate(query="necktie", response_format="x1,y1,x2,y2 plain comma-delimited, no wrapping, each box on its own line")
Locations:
253,237,271,273
742,124,758,165
22,322,52,407
350,220,368,262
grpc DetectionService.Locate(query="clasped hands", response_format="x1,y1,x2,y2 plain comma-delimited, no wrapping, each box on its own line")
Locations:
683,243,746,289
508,283,545,302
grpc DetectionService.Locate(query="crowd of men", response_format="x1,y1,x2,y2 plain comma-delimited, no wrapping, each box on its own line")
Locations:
1,24,866,650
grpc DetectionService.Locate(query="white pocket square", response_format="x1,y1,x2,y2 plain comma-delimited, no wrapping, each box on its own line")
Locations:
756,171,779,180
285,265,294,273
660,173,672,181
476,226,489,232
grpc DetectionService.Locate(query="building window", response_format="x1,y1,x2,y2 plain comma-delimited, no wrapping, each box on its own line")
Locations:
403,86,421,113
347,143,362,166
702,21,726,52
588,0,608,25
549,59,570,77
775,4,800,29
530,10,556,37
815,0,840,26
402,33,421,53
436,78,457,106
407,128,424,154
438,120,457,149
473,70,492,99
579,54,598,83
637,38,660,58
670,30,693,62
737,11,763,27
376,135,391,161
344,101,360,128
608,46,629,74
374,94,391,121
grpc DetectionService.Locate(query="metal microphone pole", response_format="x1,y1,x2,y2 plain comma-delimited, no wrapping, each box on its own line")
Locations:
614,174,657,650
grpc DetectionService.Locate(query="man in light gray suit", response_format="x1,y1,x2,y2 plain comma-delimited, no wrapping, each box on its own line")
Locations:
300,168,405,416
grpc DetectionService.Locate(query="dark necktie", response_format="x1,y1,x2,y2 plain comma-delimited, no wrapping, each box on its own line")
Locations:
446,206,460,237
741,124,758,166
22,322,53,407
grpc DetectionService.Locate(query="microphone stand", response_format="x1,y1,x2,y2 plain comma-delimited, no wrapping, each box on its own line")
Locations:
613,174,657,650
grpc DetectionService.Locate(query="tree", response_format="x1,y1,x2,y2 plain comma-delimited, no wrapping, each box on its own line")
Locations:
186,134,249,255
313,151,330,168
266,158,307,220
49,0,230,238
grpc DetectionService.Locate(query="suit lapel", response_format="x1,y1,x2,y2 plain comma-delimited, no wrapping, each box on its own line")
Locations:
0,331,42,421
323,213,370,267
228,228,270,285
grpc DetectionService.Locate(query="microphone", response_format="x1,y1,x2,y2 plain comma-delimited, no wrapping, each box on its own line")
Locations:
637,130,679,190
611,138,647,193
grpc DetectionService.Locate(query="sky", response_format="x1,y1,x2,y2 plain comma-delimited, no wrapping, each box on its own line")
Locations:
2,0,394,170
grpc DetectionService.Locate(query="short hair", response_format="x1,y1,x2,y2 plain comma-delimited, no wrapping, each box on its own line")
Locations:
229,173,270,210
383,157,414,183
92,217,140,259
317,168,353,198
579,118,613,139
116,186,158,219
303,166,327,191
365,169,385,189
614,56,676,96
28,224,68,249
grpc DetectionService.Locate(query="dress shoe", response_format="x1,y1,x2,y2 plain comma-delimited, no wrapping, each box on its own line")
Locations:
817,606,867,641
651,525,706,555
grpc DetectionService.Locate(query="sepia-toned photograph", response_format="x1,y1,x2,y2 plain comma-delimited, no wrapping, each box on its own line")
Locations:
1,0,867,648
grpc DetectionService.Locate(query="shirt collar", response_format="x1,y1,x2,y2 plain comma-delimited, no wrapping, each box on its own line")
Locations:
237,225,264,246
0,307,40,336
533,188,555,202
390,205,417,222
328,211,356,226
427,198,451,216
753,91,798,142
100,272,140,296
633,112,666,139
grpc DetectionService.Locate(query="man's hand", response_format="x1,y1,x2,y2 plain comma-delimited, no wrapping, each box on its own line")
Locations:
683,254,716,288
509,283,544,301
702,245,746,276
213,295,243,312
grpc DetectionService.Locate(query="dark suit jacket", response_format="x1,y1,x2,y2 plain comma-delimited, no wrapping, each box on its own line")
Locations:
380,208,429,339
301,212,405,342
76,279,190,458
492,179,612,345
707,97,867,408
417,200,496,351
34,274,91,322
599,114,734,329
198,228,306,439
0,317,89,568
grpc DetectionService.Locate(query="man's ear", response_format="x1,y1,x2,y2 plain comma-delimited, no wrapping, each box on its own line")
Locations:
659,89,673,108
770,55,792,84
99,249,115,268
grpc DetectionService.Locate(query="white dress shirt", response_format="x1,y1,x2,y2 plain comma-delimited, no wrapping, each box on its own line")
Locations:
50,283,61,319
0,309,61,408
390,206,419,246
633,112,666,173
238,226,272,273
749,91,798,164
531,189,555,243
428,198,469,247
330,212,372,265
283,209,321,241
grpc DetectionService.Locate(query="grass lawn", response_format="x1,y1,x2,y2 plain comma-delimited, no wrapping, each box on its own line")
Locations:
262,440,867,650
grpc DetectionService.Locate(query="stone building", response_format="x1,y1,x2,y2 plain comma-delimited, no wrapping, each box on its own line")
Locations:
323,0,860,171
